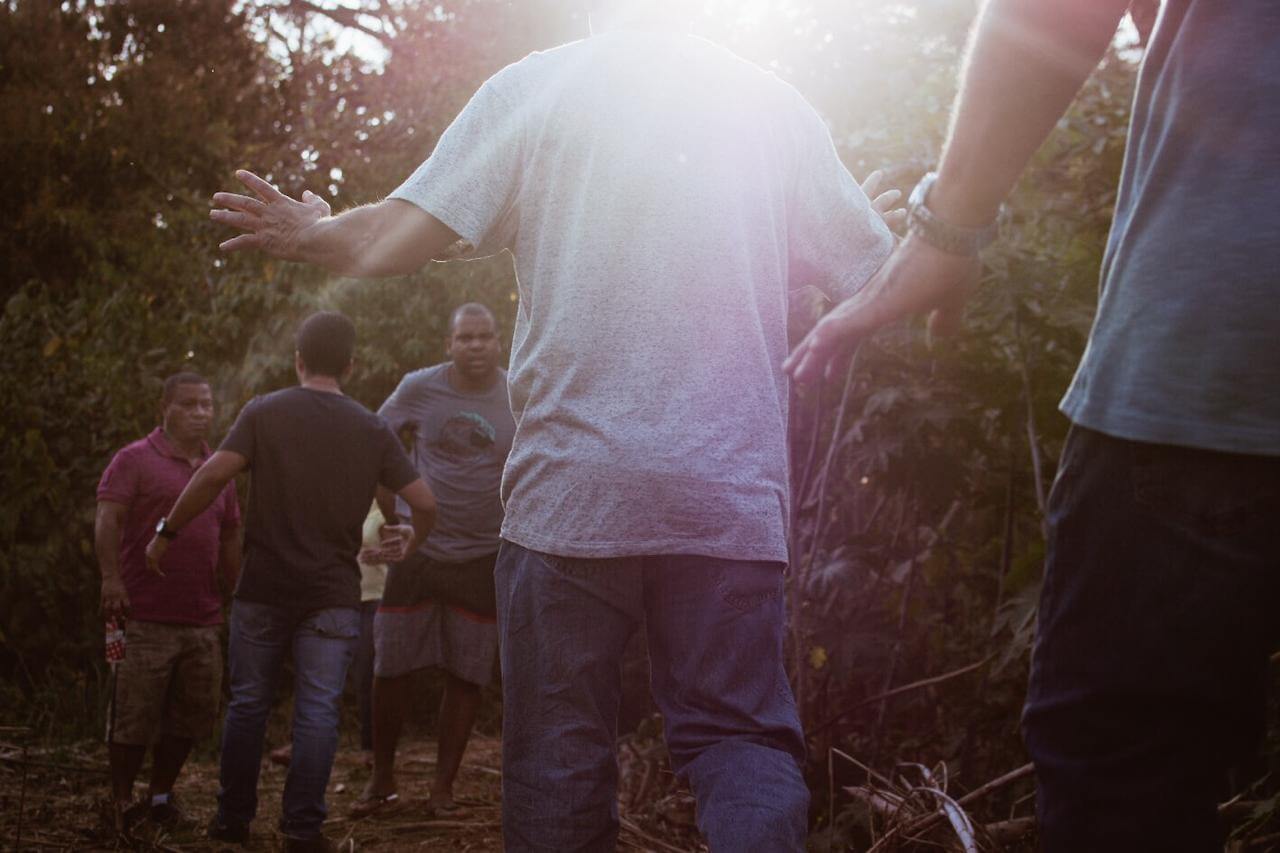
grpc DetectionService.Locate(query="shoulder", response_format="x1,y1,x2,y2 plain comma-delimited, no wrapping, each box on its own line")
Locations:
387,364,448,402
482,39,591,101
112,435,154,462
407,363,450,388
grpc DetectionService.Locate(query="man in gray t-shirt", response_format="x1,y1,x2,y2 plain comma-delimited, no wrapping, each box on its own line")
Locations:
357,303,514,821
212,3,895,847
788,2,1280,851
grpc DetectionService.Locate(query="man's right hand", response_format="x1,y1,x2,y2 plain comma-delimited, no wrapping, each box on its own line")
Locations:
372,523,416,564
784,233,982,383
101,576,130,620
210,170,331,259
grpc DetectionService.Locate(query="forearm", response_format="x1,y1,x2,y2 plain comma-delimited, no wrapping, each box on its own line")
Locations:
376,485,399,523
406,505,436,555
95,518,123,582
167,468,232,531
397,479,437,555
930,0,1128,225
298,200,458,278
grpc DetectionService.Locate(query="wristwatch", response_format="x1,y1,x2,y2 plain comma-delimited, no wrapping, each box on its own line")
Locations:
907,171,1000,256
155,517,179,540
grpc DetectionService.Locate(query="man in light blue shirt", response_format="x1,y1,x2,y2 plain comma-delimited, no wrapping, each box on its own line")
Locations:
788,2,1280,851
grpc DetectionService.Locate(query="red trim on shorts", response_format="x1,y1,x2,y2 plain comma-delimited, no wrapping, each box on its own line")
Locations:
377,598,496,624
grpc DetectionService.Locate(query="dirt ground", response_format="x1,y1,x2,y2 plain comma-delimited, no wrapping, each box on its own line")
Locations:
0,731,704,852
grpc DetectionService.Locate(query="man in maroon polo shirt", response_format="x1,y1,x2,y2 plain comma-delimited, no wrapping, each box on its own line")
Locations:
95,371,241,830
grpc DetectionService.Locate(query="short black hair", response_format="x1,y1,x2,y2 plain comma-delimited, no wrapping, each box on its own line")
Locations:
296,311,356,378
449,302,497,334
162,371,208,404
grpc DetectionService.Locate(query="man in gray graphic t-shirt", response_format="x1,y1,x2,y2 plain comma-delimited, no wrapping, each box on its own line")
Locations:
354,303,513,821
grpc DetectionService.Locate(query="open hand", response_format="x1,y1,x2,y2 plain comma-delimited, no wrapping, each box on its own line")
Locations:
784,233,981,383
210,170,330,259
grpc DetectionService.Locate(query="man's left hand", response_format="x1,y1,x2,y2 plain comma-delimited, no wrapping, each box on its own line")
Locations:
144,535,169,577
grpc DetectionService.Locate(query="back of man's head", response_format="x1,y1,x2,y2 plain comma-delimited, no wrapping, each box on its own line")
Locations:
587,0,687,31
162,370,208,404
296,311,356,377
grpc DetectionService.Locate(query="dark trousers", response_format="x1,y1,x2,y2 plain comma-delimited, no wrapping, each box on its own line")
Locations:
494,542,809,852
1023,426,1280,852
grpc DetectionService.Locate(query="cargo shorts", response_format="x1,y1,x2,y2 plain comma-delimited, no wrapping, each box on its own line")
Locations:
106,620,222,745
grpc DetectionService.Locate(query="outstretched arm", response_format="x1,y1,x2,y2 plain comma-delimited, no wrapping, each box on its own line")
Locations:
786,0,1130,382
210,170,461,278
145,450,247,575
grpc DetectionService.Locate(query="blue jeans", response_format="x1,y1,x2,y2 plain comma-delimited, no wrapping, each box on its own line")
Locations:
495,542,808,852
1023,426,1280,852
217,600,359,839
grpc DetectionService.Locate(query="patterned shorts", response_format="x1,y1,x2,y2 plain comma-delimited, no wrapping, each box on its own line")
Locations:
107,620,222,745
374,552,498,686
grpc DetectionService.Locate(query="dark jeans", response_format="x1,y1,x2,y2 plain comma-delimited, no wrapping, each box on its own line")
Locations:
1023,426,1280,852
350,599,378,752
217,601,358,840
495,541,808,852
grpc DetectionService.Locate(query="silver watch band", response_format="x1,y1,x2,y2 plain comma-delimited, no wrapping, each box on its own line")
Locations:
906,172,1000,256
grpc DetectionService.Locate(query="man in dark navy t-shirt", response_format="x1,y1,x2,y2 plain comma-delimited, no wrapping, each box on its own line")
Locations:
147,311,436,853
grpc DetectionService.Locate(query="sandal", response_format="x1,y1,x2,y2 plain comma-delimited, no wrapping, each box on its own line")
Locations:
424,800,469,820
349,791,401,819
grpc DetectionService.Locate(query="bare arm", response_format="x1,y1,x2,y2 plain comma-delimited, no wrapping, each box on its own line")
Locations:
94,501,130,619
375,484,400,524
930,0,1131,225
786,0,1129,382
211,171,461,278
397,478,437,558
145,450,248,575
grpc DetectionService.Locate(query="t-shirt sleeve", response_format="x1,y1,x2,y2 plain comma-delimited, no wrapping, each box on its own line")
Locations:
387,72,524,256
787,95,895,302
377,423,420,493
218,398,260,468
96,447,139,505
377,374,417,431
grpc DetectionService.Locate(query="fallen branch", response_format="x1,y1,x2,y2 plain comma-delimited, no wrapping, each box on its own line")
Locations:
865,763,1034,853
385,820,493,833
0,755,108,775
811,656,992,735
984,816,1036,845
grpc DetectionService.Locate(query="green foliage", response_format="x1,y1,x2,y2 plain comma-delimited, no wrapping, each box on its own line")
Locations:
9,7,1259,848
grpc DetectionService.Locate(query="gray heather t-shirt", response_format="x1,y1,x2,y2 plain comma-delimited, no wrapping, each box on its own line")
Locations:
1060,0,1280,456
378,364,514,562
389,30,893,561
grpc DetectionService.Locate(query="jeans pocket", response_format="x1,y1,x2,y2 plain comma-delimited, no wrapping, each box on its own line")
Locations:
303,607,360,641
715,561,783,614
1131,443,1280,538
